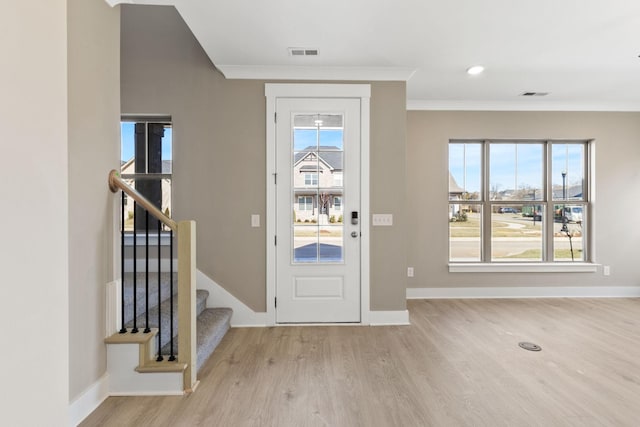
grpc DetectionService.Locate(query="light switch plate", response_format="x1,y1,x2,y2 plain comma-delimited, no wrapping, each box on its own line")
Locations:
251,214,260,227
372,214,393,226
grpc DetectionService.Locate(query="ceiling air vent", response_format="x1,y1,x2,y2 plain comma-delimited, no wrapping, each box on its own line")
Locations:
288,47,319,57
520,92,549,97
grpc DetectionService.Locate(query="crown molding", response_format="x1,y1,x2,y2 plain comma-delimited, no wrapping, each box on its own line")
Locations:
407,99,640,112
218,65,417,82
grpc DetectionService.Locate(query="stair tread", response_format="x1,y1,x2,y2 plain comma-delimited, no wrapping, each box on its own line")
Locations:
125,289,209,350
122,272,178,325
161,307,233,372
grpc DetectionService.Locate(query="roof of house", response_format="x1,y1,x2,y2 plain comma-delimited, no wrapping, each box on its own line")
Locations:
121,158,172,174
449,173,464,194
294,146,342,170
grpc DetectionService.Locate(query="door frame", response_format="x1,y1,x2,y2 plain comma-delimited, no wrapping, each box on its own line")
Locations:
265,83,371,326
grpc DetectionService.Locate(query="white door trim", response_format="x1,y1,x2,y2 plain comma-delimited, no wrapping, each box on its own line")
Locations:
265,83,371,326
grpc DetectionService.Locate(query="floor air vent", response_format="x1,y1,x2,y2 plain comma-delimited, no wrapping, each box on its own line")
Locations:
519,342,542,351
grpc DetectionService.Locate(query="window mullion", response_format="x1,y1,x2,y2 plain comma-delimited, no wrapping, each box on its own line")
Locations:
482,140,491,262
544,141,553,262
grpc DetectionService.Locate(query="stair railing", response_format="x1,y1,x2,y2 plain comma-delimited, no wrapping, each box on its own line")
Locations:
108,170,197,392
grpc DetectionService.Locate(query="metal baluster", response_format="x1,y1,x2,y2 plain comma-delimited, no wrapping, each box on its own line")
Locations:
156,219,163,362
144,211,150,333
119,191,127,334
131,202,138,334
169,229,175,361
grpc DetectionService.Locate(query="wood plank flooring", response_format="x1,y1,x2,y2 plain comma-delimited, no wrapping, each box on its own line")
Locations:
81,298,640,426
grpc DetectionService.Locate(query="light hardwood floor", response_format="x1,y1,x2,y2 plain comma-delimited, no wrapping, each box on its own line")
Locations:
81,298,640,426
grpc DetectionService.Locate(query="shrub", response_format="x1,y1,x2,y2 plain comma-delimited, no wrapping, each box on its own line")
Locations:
450,211,468,222
338,215,343,223
329,215,336,223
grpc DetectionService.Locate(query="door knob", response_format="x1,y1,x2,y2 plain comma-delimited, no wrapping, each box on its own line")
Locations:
351,231,359,238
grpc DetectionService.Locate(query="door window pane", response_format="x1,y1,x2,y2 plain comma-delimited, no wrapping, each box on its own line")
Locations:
292,113,344,263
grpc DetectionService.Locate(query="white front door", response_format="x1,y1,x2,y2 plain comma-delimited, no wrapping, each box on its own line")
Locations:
275,98,361,323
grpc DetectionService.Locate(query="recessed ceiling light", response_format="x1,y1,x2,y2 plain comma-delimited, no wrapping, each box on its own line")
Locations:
466,65,485,75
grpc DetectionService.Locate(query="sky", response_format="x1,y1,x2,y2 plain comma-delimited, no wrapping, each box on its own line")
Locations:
121,122,173,162
294,128,343,151
450,142,584,195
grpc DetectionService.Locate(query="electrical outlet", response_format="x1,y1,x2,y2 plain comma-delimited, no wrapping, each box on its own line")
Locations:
407,267,414,277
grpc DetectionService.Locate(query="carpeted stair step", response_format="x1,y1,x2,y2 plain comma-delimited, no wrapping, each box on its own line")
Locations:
122,272,178,326
125,289,209,351
161,307,233,372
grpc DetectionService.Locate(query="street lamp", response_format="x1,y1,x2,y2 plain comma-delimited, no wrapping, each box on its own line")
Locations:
561,171,567,200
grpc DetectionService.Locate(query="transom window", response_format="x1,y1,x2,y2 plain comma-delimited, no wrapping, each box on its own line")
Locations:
449,140,590,263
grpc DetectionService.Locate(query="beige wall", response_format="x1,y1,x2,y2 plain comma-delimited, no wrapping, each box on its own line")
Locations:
68,0,120,401
407,111,640,288
121,5,407,312
0,1,69,424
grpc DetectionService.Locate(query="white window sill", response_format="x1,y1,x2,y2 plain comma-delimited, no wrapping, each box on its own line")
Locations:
449,263,599,273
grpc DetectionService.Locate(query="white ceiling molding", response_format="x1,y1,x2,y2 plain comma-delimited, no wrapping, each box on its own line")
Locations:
218,65,417,82
407,99,640,112
104,0,175,6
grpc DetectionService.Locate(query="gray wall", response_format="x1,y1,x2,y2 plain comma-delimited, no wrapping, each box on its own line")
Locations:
121,5,407,312
68,0,120,401
407,111,640,288
1,1,69,424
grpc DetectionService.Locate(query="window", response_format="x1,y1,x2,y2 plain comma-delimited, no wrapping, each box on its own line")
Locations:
333,172,343,186
449,140,590,264
304,173,318,186
299,196,313,211
334,196,342,210
121,117,172,231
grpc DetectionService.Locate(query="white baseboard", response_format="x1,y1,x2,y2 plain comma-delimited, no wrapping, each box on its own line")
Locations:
196,270,267,327
369,310,410,325
407,286,640,299
68,374,110,427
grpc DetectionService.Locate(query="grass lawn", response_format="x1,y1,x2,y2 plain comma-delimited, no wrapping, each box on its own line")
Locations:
502,248,583,259
294,227,343,237
450,215,542,238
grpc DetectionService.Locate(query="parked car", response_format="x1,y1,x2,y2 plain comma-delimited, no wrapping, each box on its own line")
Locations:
563,206,583,223
498,207,518,214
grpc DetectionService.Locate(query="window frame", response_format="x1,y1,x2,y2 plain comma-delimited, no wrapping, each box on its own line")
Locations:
448,139,596,272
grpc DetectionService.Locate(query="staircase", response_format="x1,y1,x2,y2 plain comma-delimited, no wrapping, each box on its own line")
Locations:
105,169,232,395
123,272,232,372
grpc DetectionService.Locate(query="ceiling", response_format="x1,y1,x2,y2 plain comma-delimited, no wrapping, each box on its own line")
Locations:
113,0,640,111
